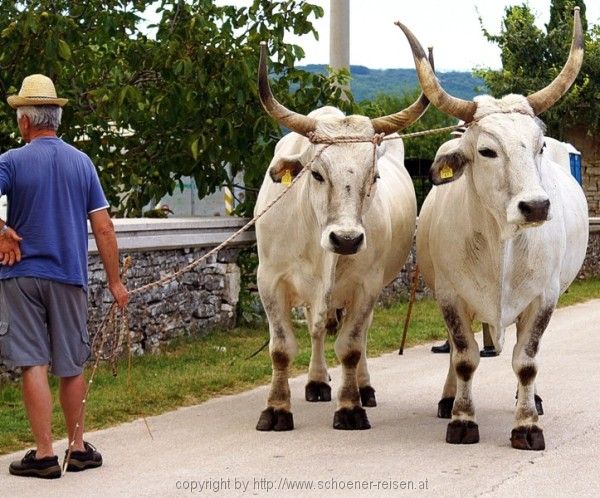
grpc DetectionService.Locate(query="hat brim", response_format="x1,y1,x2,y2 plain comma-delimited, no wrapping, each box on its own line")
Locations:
7,96,68,108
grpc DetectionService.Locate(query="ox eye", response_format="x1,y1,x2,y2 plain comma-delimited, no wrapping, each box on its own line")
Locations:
478,148,498,158
373,172,380,184
540,142,546,154
311,171,325,182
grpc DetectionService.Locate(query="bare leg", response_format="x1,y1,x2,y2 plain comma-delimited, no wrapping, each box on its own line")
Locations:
22,366,54,458
60,374,87,452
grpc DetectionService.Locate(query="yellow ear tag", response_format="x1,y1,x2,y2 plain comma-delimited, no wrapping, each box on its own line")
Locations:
440,164,454,180
281,170,293,186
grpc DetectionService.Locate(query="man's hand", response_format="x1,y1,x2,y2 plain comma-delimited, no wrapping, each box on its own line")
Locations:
109,281,129,308
0,227,22,266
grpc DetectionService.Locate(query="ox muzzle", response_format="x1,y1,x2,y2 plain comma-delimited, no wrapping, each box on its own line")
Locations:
322,225,366,255
518,199,550,223
507,193,551,227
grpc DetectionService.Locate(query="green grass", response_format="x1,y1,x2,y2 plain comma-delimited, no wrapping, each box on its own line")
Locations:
1,278,598,455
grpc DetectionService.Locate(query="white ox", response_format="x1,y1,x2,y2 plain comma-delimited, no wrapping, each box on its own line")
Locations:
254,43,425,431
398,9,588,450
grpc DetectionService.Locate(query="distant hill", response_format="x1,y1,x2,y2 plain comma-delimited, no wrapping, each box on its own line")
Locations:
301,64,487,102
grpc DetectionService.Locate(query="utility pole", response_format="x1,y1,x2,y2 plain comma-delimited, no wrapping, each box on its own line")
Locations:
329,0,350,70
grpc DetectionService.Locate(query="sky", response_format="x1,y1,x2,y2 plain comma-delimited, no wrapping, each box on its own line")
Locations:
213,0,600,71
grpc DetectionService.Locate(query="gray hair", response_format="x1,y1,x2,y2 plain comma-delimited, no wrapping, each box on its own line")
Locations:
16,105,62,131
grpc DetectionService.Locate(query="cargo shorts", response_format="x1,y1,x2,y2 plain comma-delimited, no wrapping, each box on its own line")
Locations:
0,277,90,377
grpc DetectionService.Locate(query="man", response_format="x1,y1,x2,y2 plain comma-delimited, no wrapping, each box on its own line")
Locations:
0,74,128,479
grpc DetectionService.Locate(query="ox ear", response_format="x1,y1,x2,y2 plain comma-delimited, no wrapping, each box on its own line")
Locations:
430,152,469,186
269,154,304,183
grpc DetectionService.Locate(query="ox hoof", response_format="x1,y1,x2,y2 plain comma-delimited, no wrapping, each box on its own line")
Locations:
446,420,480,444
256,407,294,432
359,386,377,407
437,397,455,419
305,381,332,402
333,406,371,430
535,394,544,416
510,425,545,451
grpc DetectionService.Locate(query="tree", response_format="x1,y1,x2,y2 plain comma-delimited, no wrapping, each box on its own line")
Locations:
0,1,353,216
358,90,455,159
476,0,600,139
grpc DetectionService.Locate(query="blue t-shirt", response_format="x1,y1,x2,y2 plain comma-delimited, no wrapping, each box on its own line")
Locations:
0,137,109,289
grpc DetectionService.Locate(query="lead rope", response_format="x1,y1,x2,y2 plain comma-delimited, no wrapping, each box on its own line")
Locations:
399,264,420,355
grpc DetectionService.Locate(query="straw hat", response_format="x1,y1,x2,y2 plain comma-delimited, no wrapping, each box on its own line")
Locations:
7,74,68,108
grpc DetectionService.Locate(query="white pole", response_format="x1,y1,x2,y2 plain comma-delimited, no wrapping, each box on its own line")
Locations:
329,0,350,70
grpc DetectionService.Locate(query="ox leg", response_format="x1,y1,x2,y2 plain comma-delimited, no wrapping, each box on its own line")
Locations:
256,288,298,432
440,301,480,444
305,307,332,403
357,311,376,407
510,302,555,450
438,341,456,419
332,301,375,430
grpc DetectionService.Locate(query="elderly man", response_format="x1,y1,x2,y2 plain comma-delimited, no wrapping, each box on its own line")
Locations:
0,74,128,479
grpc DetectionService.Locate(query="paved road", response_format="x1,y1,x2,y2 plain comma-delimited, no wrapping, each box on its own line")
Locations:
2,299,600,497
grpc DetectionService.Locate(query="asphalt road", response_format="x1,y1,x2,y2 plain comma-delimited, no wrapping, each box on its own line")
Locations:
2,299,600,497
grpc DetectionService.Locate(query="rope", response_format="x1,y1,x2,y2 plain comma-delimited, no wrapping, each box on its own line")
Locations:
399,265,420,355
307,123,463,145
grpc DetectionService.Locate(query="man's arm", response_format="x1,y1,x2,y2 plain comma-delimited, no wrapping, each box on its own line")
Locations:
0,220,22,266
89,209,128,308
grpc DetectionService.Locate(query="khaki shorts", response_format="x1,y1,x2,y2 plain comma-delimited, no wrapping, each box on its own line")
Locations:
0,277,90,377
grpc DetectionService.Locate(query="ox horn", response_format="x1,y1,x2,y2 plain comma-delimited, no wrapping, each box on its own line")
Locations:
395,21,477,123
370,48,434,135
527,7,584,115
258,42,316,137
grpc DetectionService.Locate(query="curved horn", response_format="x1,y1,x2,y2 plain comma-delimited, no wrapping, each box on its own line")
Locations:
370,47,434,135
527,7,584,115
258,42,316,136
395,21,477,123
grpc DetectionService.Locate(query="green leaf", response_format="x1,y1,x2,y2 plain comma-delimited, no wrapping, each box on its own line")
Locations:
58,39,71,60
190,138,199,160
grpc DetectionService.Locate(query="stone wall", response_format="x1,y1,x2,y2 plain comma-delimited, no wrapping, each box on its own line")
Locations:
566,126,600,217
87,247,241,355
579,220,600,278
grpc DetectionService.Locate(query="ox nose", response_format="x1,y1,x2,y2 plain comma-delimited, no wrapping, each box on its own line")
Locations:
329,232,364,255
518,199,550,223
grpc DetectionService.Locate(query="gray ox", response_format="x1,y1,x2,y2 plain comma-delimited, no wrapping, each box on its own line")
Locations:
398,8,588,450
254,43,426,431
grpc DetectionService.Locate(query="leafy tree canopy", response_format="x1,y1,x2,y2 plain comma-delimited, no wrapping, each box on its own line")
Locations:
476,0,600,139
357,90,455,159
0,1,353,216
